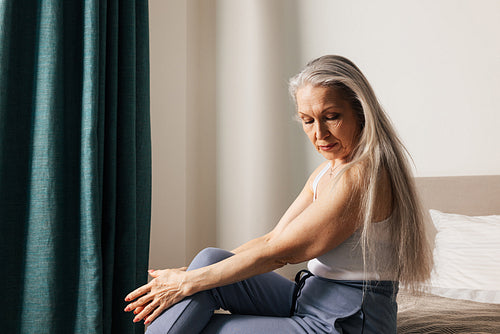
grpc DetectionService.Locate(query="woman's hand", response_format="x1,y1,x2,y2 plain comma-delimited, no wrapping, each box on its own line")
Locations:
124,267,189,324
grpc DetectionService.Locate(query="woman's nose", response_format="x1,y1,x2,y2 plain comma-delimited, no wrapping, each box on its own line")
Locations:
315,122,330,139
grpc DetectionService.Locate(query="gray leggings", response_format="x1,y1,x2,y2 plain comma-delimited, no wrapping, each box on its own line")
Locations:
146,248,398,334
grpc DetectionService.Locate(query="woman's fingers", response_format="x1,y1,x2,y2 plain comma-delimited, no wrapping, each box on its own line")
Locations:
132,289,184,324
125,282,151,302
133,300,157,322
133,306,145,315
125,291,154,312
149,267,186,278
148,269,161,278
144,302,169,325
134,297,168,323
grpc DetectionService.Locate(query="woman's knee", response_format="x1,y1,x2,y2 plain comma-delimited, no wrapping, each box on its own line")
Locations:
144,323,160,334
188,247,234,271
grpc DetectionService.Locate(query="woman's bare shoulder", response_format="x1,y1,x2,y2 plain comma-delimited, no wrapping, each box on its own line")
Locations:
336,162,365,190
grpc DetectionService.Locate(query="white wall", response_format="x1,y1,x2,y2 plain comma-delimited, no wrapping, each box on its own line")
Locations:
216,0,305,251
149,0,500,270
295,0,500,177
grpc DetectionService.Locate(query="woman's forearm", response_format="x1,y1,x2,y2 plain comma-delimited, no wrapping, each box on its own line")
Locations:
183,243,284,296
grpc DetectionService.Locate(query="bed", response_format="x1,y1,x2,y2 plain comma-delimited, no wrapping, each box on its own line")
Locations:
397,175,500,333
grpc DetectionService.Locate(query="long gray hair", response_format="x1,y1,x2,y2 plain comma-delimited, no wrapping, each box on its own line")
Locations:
290,55,432,290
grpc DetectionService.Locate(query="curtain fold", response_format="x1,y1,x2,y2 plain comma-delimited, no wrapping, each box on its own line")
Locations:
0,0,151,333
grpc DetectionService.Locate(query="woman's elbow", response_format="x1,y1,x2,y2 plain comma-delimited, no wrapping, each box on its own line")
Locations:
262,239,308,269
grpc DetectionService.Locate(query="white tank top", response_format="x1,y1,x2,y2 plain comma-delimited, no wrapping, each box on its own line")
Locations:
307,162,394,281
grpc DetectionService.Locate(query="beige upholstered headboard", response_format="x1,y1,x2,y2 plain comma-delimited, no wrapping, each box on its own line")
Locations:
415,175,500,216
415,175,500,247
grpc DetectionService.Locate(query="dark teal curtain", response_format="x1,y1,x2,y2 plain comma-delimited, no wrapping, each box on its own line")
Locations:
0,0,151,333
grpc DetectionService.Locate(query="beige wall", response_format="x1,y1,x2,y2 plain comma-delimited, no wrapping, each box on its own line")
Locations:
149,0,187,269
148,0,217,270
149,0,500,270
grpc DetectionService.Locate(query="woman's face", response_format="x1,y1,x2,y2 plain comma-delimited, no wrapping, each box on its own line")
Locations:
296,85,362,163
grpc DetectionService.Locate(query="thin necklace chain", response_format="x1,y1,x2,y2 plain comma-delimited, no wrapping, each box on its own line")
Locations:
329,162,343,177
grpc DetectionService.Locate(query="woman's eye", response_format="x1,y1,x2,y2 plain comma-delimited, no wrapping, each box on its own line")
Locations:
302,119,314,124
325,114,339,121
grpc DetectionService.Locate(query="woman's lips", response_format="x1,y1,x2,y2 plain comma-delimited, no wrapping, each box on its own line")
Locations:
318,143,338,151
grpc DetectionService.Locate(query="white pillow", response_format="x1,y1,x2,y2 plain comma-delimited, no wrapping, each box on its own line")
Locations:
429,209,500,304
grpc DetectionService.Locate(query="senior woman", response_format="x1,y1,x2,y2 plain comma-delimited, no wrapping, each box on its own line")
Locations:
124,55,432,333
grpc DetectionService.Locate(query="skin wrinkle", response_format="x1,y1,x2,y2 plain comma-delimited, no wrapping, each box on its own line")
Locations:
296,85,361,168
